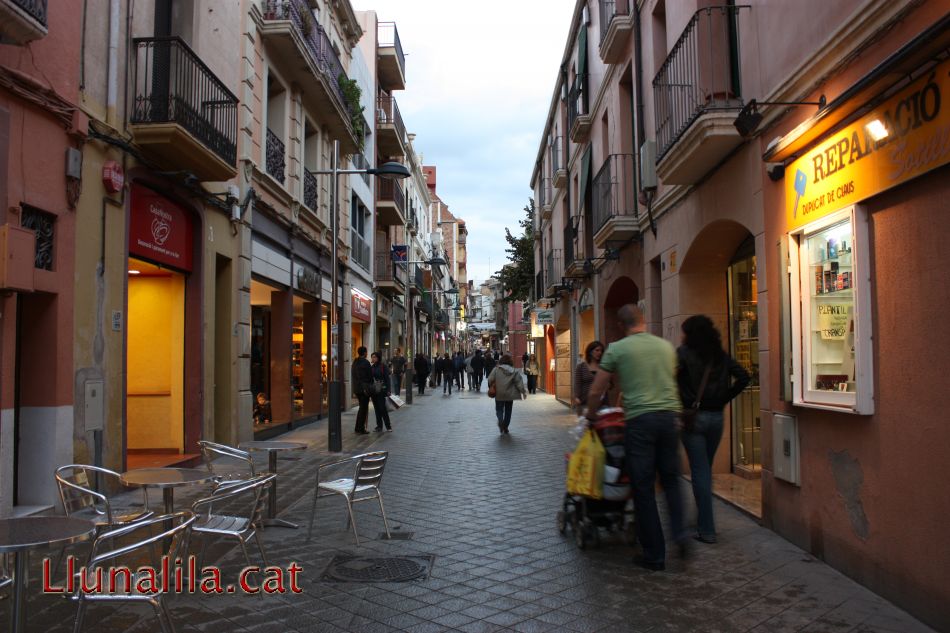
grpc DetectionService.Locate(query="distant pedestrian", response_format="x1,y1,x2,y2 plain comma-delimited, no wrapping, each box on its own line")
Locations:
677,315,749,544
465,353,475,390
389,348,407,397
574,341,606,415
453,352,465,390
525,354,540,394
484,351,496,376
472,350,485,391
351,346,373,435
586,304,687,571
414,353,430,395
522,352,529,369
442,353,454,394
487,354,527,434
371,352,393,432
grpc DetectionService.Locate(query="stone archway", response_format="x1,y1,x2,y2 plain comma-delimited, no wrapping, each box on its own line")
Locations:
603,276,639,344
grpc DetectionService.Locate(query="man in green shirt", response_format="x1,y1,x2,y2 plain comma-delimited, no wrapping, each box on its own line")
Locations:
586,304,687,571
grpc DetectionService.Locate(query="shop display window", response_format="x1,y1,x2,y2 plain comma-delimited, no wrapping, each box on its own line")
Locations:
789,206,873,414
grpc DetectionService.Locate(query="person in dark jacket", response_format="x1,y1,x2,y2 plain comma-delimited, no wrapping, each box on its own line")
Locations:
414,353,430,395
471,350,485,391
351,346,373,434
370,352,392,431
389,348,407,397
677,315,750,544
484,351,496,376
441,353,454,394
453,352,465,390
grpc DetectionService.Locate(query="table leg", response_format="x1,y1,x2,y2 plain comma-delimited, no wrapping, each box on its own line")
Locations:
262,451,298,529
11,551,25,633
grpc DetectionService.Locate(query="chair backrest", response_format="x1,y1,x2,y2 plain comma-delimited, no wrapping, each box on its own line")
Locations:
192,473,275,525
354,451,388,489
198,440,256,482
54,464,120,521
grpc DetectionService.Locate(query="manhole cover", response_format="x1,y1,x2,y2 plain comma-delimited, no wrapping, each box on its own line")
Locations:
322,555,433,583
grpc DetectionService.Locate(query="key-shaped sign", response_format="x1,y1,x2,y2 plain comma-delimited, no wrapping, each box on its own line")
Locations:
793,169,807,218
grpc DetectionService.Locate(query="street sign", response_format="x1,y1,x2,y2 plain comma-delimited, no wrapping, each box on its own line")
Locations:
392,244,407,262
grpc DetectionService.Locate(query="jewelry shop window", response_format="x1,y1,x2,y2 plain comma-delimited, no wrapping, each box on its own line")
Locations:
788,206,873,414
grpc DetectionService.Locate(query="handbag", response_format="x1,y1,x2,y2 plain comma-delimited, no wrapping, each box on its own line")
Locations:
681,363,711,432
487,383,497,398
372,379,385,395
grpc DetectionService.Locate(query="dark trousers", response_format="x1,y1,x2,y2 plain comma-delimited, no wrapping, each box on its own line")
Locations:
474,370,484,391
417,373,426,394
354,394,370,433
371,392,392,430
393,373,403,397
527,374,537,394
495,400,513,430
466,372,474,389
455,369,463,389
443,374,453,393
625,411,686,563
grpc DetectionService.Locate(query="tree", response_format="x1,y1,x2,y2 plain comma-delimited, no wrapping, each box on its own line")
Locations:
496,199,535,303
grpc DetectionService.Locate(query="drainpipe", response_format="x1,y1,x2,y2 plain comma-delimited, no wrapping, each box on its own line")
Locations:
633,1,646,210
107,0,120,125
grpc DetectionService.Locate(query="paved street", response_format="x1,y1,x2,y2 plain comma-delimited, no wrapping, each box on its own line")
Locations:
7,389,936,633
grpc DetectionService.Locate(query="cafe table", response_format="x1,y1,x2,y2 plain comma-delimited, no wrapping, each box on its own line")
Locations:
239,441,307,528
119,467,215,514
0,516,96,633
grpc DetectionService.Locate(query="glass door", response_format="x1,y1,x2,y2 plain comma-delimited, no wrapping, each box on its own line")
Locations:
727,242,761,476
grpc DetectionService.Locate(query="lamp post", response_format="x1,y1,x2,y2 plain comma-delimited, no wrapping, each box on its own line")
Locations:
402,255,446,404
313,140,409,452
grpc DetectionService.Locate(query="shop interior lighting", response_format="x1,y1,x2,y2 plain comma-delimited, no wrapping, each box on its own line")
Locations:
865,119,889,142
128,269,140,275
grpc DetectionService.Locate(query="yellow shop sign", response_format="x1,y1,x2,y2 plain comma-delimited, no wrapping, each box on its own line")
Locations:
786,58,950,229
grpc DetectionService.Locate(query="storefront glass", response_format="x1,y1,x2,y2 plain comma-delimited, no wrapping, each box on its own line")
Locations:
728,245,761,475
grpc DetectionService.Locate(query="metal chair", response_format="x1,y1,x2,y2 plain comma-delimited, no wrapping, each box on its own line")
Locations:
72,511,196,633
55,464,153,527
191,473,275,570
197,440,257,490
306,451,391,545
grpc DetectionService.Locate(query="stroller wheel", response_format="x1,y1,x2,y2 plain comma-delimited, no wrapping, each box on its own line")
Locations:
556,510,567,534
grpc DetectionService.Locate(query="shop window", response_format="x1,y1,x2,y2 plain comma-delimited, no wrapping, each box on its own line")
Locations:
789,206,873,414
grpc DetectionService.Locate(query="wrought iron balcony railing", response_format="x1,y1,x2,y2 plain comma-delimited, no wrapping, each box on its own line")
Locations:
304,168,317,211
568,81,585,132
377,22,405,77
266,128,286,184
653,5,746,161
12,0,47,26
598,0,630,43
377,94,407,149
538,177,552,209
592,154,636,233
545,249,562,291
351,231,370,270
376,178,406,216
131,37,238,166
550,138,561,173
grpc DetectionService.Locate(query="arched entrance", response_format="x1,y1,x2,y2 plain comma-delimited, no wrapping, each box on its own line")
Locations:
603,276,639,344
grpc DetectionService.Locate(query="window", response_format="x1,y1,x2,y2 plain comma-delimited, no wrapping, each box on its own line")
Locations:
789,206,873,414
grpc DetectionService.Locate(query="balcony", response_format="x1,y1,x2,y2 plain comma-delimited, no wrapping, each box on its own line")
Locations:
544,249,563,297
377,294,393,321
257,0,360,153
551,140,567,189
410,265,424,295
406,214,418,236
376,178,406,226
303,168,318,211
376,94,407,159
598,0,633,64
351,232,370,271
374,252,407,294
265,128,286,184
569,82,591,144
129,37,238,181
435,309,449,331
564,222,587,279
0,0,47,45
538,177,553,221
377,22,406,91
653,5,746,185
592,154,638,249
351,153,371,186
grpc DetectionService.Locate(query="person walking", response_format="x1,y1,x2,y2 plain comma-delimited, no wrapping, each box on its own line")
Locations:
441,353,454,394
586,304,687,571
677,315,750,544
487,353,528,434
484,351,496,377
370,352,393,432
414,353,430,395
522,352,529,369
525,354,540,394
471,350,485,391
465,352,475,390
573,341,606,415
454,352,465,390
389,348,407,397
351,346,373,435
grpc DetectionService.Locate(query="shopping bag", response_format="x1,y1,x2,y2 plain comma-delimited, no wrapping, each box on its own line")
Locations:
387,394,404,409
566,429,605,499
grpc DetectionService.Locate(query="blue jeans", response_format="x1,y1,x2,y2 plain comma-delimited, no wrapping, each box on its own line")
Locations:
625,411,687,563
681,410,724,539
495,400,513,429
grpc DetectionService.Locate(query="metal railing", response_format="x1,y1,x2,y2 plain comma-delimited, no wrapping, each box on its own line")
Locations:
653,5,746,160
568,79,586,131
376,178,405,216
377,22,405,77
261,0,355,120
351,153,371,186
564,223,578,269
550,137,562,173
304,169,317,211
598,0,630,43
12,0,47,26
592,154,636,233
412,266,424,289
266,128,286,184
546,249,562,291
538,177,552,208
130,37,238,166
351,232,370,270
376,94,407,150
374,252,407,286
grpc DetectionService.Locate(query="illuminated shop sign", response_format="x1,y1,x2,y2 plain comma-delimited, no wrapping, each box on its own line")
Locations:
130,185,193,272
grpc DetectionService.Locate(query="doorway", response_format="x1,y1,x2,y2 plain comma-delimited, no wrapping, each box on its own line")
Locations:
727,237,761,477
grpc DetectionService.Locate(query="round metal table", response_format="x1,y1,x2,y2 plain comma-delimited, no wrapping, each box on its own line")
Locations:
240,441,308,528
119,467,216,515
0,516,96,633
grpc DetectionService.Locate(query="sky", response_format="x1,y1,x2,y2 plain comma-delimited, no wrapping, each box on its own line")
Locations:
351,0,577,286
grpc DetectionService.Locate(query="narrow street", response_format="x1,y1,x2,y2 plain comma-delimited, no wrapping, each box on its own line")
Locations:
10,390,934,633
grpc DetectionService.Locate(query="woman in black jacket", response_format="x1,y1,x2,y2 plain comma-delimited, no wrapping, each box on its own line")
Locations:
370,352,392,431
677,315,750,544
414,353,429,395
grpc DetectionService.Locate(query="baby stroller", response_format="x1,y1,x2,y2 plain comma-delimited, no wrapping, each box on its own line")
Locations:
557,408,636,549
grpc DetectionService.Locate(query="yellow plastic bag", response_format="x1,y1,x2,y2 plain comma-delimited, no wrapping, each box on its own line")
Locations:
566,429,606,499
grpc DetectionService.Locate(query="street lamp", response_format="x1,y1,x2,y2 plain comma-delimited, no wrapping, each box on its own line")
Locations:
402,255,446,404
313,140,409,452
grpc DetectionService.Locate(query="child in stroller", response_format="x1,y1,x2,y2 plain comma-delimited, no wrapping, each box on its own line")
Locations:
558,408,636,549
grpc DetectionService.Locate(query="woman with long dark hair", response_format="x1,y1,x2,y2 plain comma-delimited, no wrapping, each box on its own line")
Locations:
573,340,606,415
370,352,392,432
677,315,750,544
